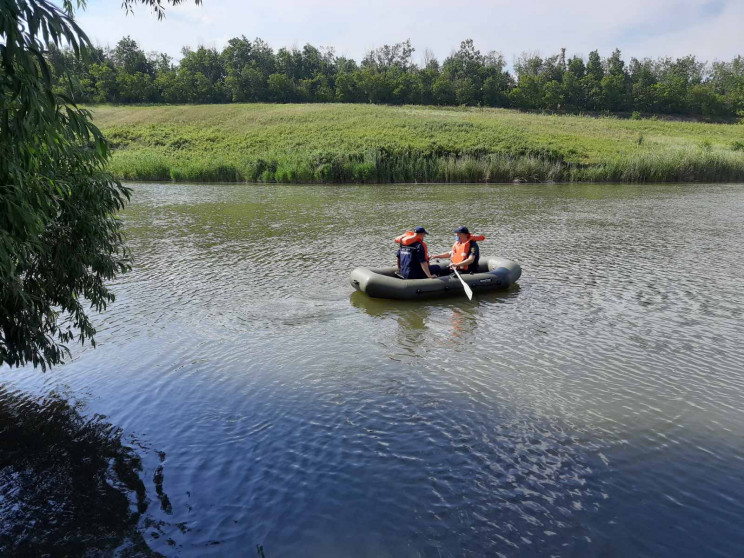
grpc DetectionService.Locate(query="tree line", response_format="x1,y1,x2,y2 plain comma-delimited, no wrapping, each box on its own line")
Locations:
48,36,744,118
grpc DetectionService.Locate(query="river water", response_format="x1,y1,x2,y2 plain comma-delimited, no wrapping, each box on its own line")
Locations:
2,183,744,556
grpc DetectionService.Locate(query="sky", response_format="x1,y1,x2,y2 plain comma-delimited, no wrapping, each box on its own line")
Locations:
73,0,743,65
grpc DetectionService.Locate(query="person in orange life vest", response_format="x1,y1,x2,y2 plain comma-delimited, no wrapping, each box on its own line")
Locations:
395,226,444,279
430,226,481,273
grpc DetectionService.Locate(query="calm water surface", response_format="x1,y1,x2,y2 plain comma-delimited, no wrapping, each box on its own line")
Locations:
2,183,744,556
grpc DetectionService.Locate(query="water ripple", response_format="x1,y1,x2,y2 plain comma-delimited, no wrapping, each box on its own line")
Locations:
3,183,744,556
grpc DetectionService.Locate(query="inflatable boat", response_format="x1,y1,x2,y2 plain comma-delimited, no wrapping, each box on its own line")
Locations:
350,257,522,300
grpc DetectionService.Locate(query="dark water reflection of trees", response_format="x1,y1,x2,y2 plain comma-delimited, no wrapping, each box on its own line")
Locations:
0,387,175,556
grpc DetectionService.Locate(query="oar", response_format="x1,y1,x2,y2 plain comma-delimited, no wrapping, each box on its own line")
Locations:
452,266,473,300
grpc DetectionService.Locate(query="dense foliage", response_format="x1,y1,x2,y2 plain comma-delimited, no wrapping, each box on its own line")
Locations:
0,0,131,369
49,37,744,119
92,103,744,184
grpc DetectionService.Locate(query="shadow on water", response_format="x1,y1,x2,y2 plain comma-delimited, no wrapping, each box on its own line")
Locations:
0,387,181,556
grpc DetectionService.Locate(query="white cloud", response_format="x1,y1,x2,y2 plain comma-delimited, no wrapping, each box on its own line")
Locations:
623,0,744,62
73,0,741,63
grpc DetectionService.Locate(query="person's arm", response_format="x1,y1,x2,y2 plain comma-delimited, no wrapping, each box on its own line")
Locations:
450,255,475,269
413,244,435,278
451,244,478,269
430,250,452,260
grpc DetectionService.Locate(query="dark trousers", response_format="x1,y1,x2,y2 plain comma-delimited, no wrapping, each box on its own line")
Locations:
428,264,447,276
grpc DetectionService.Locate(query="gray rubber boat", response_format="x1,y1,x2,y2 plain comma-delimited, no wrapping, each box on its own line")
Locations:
350,257,522,300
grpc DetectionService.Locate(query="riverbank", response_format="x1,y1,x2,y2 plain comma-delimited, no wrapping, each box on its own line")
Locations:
91,103,744,183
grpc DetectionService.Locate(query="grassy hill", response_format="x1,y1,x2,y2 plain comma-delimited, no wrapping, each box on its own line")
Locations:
91,103,744,183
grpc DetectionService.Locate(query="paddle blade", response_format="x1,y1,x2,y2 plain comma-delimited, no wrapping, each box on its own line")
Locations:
453,268,474,300
463,281,474,300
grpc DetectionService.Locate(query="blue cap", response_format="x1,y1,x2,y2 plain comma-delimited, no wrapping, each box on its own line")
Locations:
414,226,428,234
454,226,470,234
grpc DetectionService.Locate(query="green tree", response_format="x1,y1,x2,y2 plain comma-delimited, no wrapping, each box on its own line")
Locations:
335,70,361,102
652,56,704,114
563,56,586,110
482,74,510,107
1,0,132,369
481,51,512,107
112,36,153,76
89,61,119,101
390,69,422,104
454,77,480,105
362,40,415,71
709,56,744,116
267,73,296,102
32,30,744,118
246,37,276,80
418,63,440,105
581,50,605,110
567,56,586,79
117,71,158,102
298,73,334,103
221,37,276,102
601,49,629,112
509,74,542,109
358,68,394,104
157,69,190,102
432,75,456,105
687,84,728,118
180,45,224,84
222,36,257,101
178,46,227,102
47,43,102,102
586,50,604,81
512,52,568,110
443,39,482,78
442,39,490,105
629,57,658,112
542,80,564,110
1,0,200,370
112,39,160,103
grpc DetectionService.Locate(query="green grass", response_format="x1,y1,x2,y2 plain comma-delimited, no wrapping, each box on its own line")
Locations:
90,103,744,183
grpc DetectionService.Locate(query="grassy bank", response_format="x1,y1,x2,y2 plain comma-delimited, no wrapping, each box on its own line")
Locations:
91,104,744,183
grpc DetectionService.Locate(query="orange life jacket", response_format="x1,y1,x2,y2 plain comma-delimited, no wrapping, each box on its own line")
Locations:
395,231,430,261
451,234,485,271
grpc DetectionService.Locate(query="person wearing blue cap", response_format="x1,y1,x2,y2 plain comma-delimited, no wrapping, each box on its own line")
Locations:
431,226,481,273
395,226,443,279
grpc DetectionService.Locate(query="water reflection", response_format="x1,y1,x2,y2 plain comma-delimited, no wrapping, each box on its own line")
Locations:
446,306,476,342
0,388,175,556
4,183,744,556
350,287,521,338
